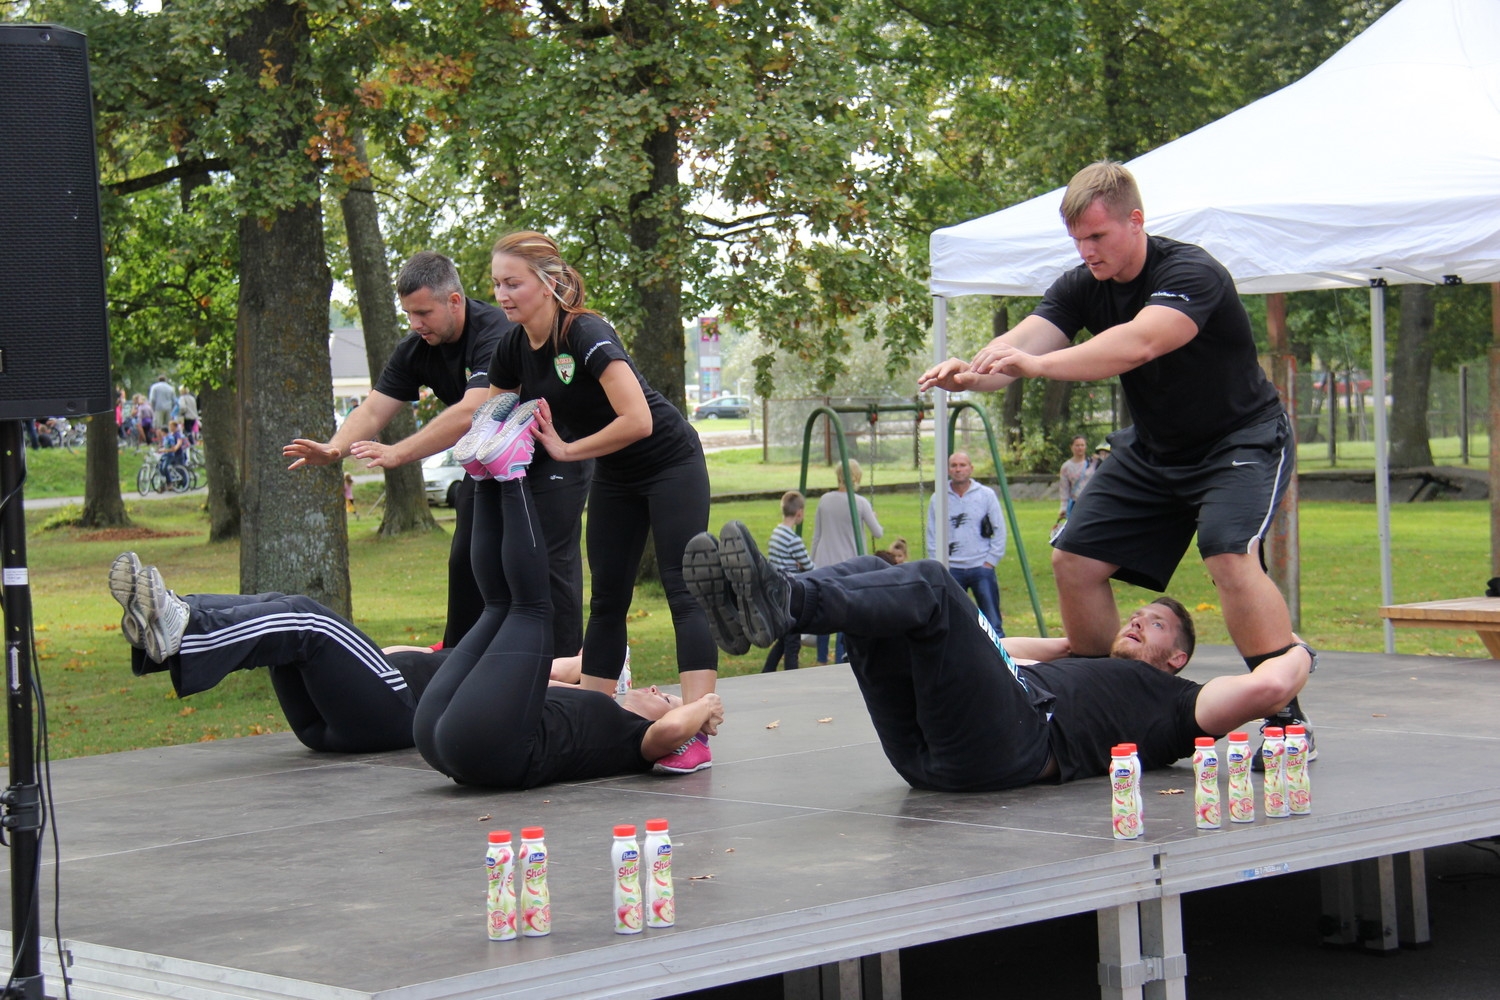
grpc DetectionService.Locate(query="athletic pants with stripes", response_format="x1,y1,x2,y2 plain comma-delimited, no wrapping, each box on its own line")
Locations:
143,592,416,753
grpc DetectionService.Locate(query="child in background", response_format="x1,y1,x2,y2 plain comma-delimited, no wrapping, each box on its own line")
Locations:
764,490,814,672
344,473,358,518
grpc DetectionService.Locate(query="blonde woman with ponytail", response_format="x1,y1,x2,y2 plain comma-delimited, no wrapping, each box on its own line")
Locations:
481,231,720,774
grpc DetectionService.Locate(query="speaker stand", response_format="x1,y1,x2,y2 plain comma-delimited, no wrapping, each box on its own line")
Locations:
1,420,45,1000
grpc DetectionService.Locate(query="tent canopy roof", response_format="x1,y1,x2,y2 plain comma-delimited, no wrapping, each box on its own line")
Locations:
929,0,1500,298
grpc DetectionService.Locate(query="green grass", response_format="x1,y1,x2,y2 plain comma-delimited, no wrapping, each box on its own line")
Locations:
9,444,1497,762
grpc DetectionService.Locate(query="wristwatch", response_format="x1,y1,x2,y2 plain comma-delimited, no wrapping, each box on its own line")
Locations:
1291,641,1318,673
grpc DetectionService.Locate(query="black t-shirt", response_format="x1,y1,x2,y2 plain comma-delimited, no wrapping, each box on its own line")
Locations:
521,687,654,789
487,313,700,479
1033,236,1282,463
1019,656,1207,783
373,297,516,406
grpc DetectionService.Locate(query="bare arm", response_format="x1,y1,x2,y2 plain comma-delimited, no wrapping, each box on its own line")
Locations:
284,390,404,469
533,360,653,462
971,306,1198,384
348,385,492,469
1193,644,1314,736
917,316,1070,393
1001,635,1072,663
640,693,724,760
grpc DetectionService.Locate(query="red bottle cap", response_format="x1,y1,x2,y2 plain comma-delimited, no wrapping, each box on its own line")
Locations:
1228,731,1249,742
614,824,637,838
521,826,545,840
488,830,511,843
1285,725,1306,736
1263,727,1284,738
1121,743,1138,753
1194,737,1215,747
645,818,669,833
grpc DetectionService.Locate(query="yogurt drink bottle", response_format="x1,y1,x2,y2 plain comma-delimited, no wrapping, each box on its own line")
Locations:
1285,724,1312,815
1192,737,1221,830
1110,745,1141,840
1262,727,1290,818
520,827,551,936
1226,731,1255,823
1121,742,1144,833
611,825,643,935
485,830,517,941
643,818,675,928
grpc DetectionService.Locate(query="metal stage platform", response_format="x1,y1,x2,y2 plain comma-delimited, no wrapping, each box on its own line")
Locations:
4,645,1498,1000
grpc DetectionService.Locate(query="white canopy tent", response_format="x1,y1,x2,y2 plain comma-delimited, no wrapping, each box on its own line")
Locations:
926,0,1500,650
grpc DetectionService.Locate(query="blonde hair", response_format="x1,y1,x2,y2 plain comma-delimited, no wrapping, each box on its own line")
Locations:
491,231,597,353
1059,161,1142,226
780,490,805,517
834,458,862,490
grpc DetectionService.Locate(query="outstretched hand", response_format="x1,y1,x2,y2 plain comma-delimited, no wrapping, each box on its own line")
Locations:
283,439,340,470
970,340,1042,379
917,357,975,393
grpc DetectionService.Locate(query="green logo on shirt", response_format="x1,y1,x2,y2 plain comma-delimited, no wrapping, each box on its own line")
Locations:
554,353,576,385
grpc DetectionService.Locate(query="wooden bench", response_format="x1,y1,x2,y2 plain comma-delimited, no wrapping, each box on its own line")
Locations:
1379,597,1500,657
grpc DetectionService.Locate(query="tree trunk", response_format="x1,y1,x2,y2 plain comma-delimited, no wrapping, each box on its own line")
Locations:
1389,284,1436,467
201,381,241,542
178,110,240,543
340,129,437,537
623,0,685,413
79,415,129,528
229,1,349,613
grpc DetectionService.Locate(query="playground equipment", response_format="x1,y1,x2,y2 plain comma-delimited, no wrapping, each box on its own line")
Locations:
796,401,1048,635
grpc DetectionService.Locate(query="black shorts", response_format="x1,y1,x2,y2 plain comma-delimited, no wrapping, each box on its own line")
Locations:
1052,414,1293,592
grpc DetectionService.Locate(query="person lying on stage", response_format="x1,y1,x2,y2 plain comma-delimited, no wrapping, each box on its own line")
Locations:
684,522,1314,792
109,552,657,759
411,409,721,786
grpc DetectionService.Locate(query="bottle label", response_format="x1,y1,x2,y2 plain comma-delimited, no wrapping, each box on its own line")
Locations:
1193,751,1220,830
522,850,551,936
486,847,517,941
1110,763,1141,839
645,841,675,927
615,848,643,934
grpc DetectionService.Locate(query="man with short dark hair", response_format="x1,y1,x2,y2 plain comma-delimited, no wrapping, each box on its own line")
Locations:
920,160,1311,754
687,522,1314,792
283,252,589,652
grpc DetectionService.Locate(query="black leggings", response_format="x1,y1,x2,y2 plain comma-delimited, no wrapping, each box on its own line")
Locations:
414,477,555,786
580,458,716,682
444,459,592,655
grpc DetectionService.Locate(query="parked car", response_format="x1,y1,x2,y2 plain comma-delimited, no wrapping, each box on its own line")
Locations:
693,394,751,420
422,449,466,507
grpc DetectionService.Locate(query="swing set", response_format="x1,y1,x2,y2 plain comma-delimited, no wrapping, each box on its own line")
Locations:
794,401,1048,635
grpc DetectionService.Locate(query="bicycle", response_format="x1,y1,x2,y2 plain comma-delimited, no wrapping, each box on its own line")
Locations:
137,452,193,495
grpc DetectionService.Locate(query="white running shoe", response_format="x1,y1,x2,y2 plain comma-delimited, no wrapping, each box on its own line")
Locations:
476,400,541,481
109,552,145,648
137,565,190,663
452,392,519,478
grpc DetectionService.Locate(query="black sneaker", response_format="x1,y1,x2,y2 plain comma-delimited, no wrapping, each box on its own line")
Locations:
717,520,792,649
1252,715,1317,771
683,533,751,656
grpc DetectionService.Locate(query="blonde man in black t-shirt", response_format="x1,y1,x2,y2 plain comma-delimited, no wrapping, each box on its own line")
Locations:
920,161,1310,750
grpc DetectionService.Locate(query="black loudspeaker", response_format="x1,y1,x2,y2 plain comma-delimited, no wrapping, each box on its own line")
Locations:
0,24,112,421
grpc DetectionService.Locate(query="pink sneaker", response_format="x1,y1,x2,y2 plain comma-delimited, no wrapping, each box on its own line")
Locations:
653,735,712,775
453,392,519,478
477,400,540,481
